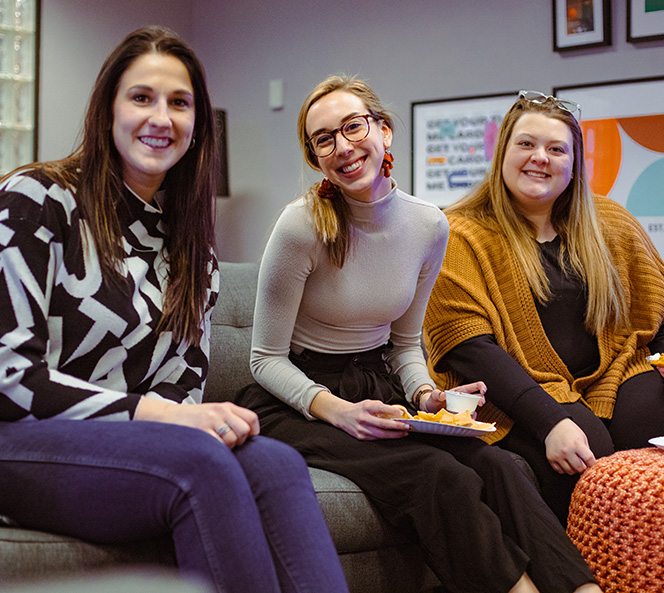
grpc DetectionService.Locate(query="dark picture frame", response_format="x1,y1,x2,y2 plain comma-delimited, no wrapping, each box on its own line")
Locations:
213,109,230,197
627,0,664,43
411,92,517,208
553,0,612,51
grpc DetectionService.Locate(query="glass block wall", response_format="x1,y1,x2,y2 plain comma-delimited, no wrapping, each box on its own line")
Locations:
0,0,38,176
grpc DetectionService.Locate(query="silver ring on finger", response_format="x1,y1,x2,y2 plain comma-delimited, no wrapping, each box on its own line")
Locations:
216,423,232,437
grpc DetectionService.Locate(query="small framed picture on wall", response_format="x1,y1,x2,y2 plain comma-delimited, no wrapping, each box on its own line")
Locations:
627,0,664,42
553,0,612,51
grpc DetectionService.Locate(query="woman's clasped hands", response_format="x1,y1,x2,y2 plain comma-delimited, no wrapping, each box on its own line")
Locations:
135,398,260,448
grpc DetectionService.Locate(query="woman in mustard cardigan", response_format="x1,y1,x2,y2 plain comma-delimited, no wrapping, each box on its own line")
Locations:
424,91,664,525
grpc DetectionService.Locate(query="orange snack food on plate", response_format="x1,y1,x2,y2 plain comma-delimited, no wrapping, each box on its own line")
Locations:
384,403,496,432
414,407,495,432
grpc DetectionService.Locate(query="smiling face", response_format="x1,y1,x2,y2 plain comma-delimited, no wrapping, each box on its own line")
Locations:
502,112,574,219
305,90,392,203
112,52,195,202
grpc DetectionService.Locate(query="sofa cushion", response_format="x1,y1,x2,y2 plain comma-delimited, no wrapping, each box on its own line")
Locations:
0,528,174,581
308,467,409,554
205,262,259,403
0,571,212,593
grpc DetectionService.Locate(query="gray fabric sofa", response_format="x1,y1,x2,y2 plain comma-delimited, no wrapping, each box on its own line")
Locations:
0,261,536,592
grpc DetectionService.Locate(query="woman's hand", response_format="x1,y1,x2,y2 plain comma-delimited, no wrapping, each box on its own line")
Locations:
654,364,664,380
310,391,409,440
544,418,596,475
420,381,487,414
338,400,411,440
135,398,260,449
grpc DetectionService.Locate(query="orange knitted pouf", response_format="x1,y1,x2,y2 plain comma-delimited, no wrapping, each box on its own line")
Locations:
567,447,664,593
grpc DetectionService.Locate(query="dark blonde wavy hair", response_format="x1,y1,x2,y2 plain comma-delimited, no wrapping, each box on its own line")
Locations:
297,75,394,267
4,26,218,346
445,95,628,334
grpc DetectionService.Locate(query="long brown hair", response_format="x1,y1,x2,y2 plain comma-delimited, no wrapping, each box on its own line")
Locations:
446,95,628,334
7,26,217,346
297,75,393,267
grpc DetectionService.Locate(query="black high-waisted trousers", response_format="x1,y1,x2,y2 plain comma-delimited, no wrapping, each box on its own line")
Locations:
235,346,595,593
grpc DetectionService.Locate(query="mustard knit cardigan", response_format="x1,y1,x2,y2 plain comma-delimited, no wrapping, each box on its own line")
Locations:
424,196,664,444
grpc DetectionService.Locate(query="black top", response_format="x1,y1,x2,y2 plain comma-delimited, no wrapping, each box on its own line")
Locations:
535,237,599,377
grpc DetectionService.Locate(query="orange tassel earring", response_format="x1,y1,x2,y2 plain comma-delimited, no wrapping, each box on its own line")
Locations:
318,178,337,200
382,150,394,178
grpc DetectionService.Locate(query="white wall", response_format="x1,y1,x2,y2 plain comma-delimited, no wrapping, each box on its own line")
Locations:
193,0,663,262
39,0,664,262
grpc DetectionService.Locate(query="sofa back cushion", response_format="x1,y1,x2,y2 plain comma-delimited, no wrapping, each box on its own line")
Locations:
205,262,260,403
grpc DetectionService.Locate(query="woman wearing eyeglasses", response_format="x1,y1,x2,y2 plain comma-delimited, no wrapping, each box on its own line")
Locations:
424,91,664,526
236,77,600,593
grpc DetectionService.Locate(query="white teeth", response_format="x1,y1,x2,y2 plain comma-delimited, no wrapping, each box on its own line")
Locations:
141,137,170,148
525,171,548,178
342,160,362,173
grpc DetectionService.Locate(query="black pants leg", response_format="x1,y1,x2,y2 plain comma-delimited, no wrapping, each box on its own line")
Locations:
610,369,664,450
431,434,595,592
236,382,595,593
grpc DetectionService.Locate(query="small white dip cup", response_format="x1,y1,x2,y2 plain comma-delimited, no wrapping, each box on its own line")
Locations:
444,390,482,414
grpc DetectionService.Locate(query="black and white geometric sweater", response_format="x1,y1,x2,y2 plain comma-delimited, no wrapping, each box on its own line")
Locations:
0,169,219,422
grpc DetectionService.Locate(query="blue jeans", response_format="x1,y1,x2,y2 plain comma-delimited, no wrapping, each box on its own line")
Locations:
0,420,348,593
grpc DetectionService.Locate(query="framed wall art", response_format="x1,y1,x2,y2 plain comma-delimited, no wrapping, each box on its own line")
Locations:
411,92,516,208
627,0,664,42
553,0,612,51
213,108,230,197
0,0,39,176
554,76,664,256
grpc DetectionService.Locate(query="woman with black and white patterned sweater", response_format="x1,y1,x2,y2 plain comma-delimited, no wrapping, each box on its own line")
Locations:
0,26,348,593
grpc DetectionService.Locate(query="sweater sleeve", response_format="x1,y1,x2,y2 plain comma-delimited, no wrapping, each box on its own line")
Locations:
445,335,571,442
250,204,330,419
385,210,448,402
0,210,140,420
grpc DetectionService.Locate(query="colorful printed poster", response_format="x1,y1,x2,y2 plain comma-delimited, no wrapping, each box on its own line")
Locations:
556,78,664,257
411,93,516,207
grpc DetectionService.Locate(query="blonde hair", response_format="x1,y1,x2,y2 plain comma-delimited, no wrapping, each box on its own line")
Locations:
445,96,628,334
297,75,393,267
